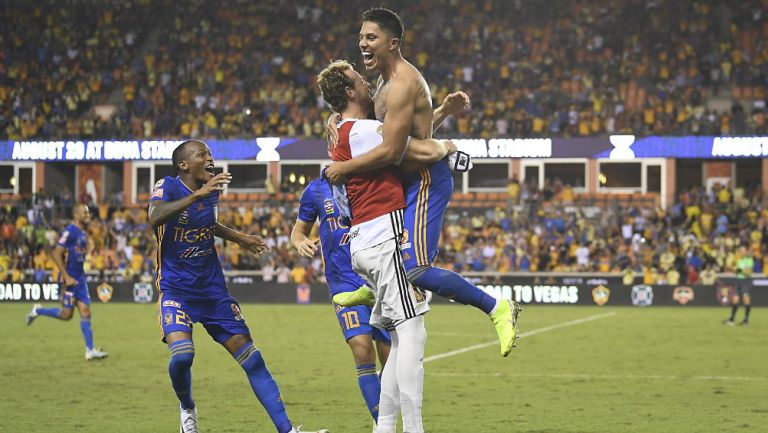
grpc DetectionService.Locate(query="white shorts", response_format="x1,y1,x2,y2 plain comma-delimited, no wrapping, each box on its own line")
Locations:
351,212,429,329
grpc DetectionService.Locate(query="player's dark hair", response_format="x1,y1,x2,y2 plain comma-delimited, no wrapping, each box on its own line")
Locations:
317,60,355,113
171,140,201,172
362,7,404,44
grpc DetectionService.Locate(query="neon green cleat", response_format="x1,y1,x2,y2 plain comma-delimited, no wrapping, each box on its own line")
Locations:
332,285,375,307
490,299,521,357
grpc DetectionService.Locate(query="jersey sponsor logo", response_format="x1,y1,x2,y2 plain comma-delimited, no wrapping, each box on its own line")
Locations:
716,286,733,306
162,300,181,308
97,283,113,303
631,285,654,307
180,246,215,259
339,232,351,246
591,285,610,306
231,303,244,321
324,199,335,215
673,286,694,305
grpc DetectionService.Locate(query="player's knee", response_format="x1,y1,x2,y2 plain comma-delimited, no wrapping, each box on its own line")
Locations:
743,295,751,305
169,351,195,371
60,309,74,320
348,339,376,365
405,265,431,284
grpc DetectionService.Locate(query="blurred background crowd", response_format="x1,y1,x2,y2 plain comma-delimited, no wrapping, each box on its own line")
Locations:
3,0,768,141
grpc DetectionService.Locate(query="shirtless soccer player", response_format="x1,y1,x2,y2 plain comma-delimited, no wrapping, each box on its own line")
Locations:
325,7,521,357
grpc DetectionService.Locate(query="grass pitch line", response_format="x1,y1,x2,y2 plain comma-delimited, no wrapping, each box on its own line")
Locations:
425,311,617,363
427,372,768,382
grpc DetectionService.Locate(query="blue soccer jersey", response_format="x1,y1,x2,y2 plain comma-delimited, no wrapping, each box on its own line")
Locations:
297,178,367,295
57,223,87,280
150,176,227,301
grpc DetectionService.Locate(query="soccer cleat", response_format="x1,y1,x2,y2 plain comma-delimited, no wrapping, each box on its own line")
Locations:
333,286,375,307
723,319,735,326
740,320,749,326
26,303,41,325
290,425,330,433
490,299,521,357
85,347,109,361
179,404,198,433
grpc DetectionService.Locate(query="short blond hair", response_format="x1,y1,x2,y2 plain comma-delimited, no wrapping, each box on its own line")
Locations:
317,60,355,113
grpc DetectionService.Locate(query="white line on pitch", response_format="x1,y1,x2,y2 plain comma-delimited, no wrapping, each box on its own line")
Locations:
427,372,768,382
424,311,617,363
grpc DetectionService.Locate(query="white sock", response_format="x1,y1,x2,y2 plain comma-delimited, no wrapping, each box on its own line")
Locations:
376,328,399,433
395,315,426,433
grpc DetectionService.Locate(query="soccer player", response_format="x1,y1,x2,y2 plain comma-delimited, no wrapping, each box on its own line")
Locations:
290,108,456,426
325,7,521,357
26,203,108,361
724,246,753,326
148,139,327,433
316,56,466,433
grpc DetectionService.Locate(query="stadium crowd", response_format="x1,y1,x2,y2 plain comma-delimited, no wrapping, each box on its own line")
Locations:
3,0,768,141
1,181,765,285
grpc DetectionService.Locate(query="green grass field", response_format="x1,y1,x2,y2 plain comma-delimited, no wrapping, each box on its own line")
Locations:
1,303,765,433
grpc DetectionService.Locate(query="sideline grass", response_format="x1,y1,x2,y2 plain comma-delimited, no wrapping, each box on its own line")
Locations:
1,303,765,432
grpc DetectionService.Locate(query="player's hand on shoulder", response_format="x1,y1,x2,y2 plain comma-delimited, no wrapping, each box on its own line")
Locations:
195,172,232,197
324,162,347,184
326,112,341,155
238,234,269,256
442,91,470,116
298,238,320,258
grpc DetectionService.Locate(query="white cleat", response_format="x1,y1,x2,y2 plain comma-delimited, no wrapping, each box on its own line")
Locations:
290,426,330,433
180,404,199,433
26,303,41,325
85,347,109,361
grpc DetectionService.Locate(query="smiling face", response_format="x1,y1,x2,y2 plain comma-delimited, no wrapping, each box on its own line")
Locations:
73,204,92,226
359,21,397,72
343,67,373,113
178,141,215,185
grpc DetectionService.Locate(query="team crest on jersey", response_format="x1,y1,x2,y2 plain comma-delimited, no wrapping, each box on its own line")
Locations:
179,210,189,225
591,285,610,306
324,199,335,215
231,303,244,321
164,311,173,325
673,286,694,305
400,229,412,249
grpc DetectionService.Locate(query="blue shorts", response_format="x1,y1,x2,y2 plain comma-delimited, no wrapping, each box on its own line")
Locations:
401,161,453,271
158,293,250,344
332,282,391,343
62,279,90,308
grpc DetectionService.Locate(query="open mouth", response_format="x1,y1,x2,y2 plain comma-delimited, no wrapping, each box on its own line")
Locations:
362,51,374,66
205,164,215,175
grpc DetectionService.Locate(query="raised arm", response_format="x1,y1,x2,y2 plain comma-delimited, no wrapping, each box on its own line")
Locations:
433,91,469,133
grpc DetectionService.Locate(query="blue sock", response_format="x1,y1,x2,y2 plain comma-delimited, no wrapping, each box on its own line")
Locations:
80,318,94,350
37,307,62,319
413,266,497,314
235,343,292,433
168,340,195,410
356,363,381,421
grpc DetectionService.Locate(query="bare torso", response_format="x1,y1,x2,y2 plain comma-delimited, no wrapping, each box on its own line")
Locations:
373,60,433,140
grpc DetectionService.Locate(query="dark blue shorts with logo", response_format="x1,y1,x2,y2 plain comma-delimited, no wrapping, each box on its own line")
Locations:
158,293,250,344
